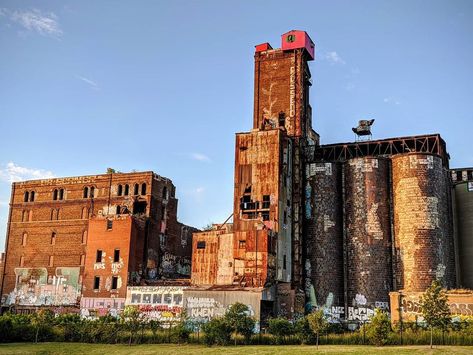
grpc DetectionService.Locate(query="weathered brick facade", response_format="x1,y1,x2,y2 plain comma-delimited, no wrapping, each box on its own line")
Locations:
1,171,196,309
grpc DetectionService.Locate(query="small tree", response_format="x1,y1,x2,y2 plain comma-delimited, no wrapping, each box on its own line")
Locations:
307,310,329,349
419,280,451,349
268,317,294,344
365,309,391,346
31,309,54,343
224,302,256,345
122,305,144,345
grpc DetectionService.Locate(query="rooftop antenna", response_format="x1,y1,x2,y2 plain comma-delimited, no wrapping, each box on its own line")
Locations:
352,119,375,141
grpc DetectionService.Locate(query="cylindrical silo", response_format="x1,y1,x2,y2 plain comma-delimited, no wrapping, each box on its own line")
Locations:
392,153,455,291
345,157,393,308
305,162,344,310
454,180,473,289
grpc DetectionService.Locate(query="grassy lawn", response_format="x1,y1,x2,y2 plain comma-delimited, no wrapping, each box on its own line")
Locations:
0,343,472,355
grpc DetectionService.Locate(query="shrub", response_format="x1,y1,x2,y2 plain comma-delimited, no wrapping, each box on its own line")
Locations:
267,317,294,344
201,317,232,346
365,309,391,346
224,302,256,344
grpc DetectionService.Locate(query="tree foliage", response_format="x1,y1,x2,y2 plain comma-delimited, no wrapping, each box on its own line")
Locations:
365,309,391,346
224,302,256,344
419,280,451,348
268,317,294,344
307,310,329,348
201,317,232,346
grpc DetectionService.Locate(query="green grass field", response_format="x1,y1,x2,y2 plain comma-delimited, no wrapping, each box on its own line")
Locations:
0,343,471,355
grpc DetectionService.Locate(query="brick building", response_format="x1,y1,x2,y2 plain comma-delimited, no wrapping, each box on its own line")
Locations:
0,171,197,312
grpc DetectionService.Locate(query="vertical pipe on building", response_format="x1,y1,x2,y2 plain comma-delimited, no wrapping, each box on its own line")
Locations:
341,163,348,318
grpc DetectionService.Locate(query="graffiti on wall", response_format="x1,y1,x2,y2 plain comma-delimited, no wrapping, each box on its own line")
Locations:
401,297,473,317
160,252,191,277
186,296,255,322
126,286,185,321
80,297,125,319
7,267,81,306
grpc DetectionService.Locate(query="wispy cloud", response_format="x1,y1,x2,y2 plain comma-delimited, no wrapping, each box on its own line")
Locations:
0,162,55,183
190,153,211,163
76,75,100,90
383,96,401,105
325,51,346,65
1,8,62,38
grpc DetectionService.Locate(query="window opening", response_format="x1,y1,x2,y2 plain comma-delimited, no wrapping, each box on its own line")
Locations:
83,187,89,198
133,183,139,195
111,276,118,290
93,276,100,290
96,250,103,263
113,249,120,263
141,183,147,195
197,241,206,249
24,191,29,202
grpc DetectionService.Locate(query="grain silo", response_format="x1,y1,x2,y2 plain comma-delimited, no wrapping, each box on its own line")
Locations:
345,157,393,307
452,171,473,289
305,161,344,309
392,153,455,291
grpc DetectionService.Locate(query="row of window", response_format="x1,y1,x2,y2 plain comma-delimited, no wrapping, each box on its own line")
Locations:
18,253,85,267
20,207,93,222
93,275,119,290
95,249,120,263
21,230,88,246
22,182,162,203
117,183,147,197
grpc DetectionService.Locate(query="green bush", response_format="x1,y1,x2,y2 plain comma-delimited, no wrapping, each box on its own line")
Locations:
267,317,294,344
201,317,232,346
364,309,391,346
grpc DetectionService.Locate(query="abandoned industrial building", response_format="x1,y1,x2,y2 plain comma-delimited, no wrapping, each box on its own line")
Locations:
1,30,472,325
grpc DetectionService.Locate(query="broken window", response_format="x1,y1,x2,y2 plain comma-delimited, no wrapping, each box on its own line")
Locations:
83,187,89,198
164,294,172,304
141,183,147,195
283,255,287,270
468,170,473,180
262,195,270,209
51,232,56,245
116,205,121,214
58,188,64,200
197,241,206,249
133,183,139,195
107,219,113,230
124,184,129,196
278,112,286,127
133,201,147,214
161,205,166,220
24,191,29,202
53,189,58,200
111,276,118,290
113,249,120,263
239,240,246,249
283,211,287,224
30,191,35,202
262,211,270,221
93,276,100,290
96,250,103,263
117,185,123,196
456,171,463,181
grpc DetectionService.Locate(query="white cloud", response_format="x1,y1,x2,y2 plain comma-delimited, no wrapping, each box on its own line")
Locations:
383,96,401,105
4,8,62,37
190,153,211,163
0,162,55,183
76,75,99,90
325,51,346,65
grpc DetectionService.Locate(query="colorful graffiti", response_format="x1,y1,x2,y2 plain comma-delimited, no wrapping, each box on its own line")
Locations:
126,286,185,321
6,267,81,306
80,297,125,319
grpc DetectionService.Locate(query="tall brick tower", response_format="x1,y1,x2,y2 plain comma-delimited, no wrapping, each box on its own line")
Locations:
233,30,318,316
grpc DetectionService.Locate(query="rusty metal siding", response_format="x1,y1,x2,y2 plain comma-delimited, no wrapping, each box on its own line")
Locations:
392,153,455,291
305,162,344,307
345,157,392,306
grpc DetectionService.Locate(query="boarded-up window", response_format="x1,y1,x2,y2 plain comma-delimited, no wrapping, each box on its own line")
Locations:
49,255,54,267
80,254,85,266
82,230,87,244
22,233,27,246
20,256,24,266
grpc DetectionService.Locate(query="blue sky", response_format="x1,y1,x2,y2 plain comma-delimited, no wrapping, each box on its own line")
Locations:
0,0,472,252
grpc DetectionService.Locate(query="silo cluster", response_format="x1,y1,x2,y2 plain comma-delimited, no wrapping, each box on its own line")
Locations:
304,151,456,313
